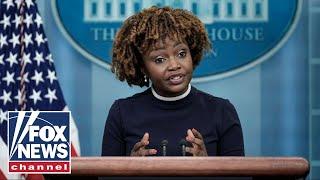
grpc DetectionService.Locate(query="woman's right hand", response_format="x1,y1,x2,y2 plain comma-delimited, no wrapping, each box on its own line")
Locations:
130,133,157,156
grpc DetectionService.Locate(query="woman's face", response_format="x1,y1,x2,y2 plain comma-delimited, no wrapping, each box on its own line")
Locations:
142,37,193,97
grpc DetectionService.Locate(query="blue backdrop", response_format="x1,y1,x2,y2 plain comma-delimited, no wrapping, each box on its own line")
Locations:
36,0,318,179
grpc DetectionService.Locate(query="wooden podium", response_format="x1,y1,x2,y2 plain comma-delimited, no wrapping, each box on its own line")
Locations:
50,157,310,179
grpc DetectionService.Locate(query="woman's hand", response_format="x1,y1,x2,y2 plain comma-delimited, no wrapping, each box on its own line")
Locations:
130,133,157,156
185,128,208,156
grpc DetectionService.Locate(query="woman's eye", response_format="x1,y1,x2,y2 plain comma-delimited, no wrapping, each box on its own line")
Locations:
154,57,166,64
178,51,186,58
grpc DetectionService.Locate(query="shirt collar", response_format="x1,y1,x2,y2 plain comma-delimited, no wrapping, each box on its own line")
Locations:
151,84,191,101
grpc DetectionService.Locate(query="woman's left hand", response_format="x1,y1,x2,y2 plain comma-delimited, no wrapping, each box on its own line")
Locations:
185,128,208,156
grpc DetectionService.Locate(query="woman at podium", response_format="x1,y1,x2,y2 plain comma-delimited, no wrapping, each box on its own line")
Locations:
102,6,245,157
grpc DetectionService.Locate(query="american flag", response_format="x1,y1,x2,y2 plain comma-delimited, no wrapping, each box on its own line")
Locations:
0,0,80,179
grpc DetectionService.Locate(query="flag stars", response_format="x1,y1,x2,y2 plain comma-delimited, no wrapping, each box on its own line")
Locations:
29,89,42,105
22,53,32,65
31,70,44,85
25,0,34,8
12,14,21,29
0,109,7,124
9,33,20,48
0,54,4,65
14,90,23,105
30,107,39,111
35,32,45,46
0,90,12,105
0,1,76,142
0,34,8,48
0,14,11,29
45,88,57,104
24,33,33,48
46,54,54,64
17,72,29,83
6,52,18,67
23,13,33,28
3,0,15,10
2,71,15,86
15,0,23,8
34,51,44,66
34,13,43,28
46,70,57,84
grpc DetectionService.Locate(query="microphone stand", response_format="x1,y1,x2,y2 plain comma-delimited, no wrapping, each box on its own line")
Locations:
161,140,168,156
179,139,187,156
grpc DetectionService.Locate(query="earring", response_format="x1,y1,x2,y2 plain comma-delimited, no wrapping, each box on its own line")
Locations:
144,75,148,83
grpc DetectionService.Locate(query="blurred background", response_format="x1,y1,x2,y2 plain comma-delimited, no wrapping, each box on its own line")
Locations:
35,0,318,179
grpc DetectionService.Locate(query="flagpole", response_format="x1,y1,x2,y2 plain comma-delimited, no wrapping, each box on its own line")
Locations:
18,0,26,111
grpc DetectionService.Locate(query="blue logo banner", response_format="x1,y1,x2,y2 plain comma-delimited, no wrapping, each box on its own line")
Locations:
52,0,302,81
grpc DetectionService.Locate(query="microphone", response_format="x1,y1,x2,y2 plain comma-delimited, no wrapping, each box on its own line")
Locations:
179,139,187,156
161,140,168,156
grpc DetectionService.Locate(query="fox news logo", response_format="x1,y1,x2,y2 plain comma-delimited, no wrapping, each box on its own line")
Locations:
8,111,71,174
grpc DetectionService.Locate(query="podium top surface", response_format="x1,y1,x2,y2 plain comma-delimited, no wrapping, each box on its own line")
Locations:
70,157,309,177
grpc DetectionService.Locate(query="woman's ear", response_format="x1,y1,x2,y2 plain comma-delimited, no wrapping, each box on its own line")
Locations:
140,66,150,85
141,66,149,77
141,67,146,75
